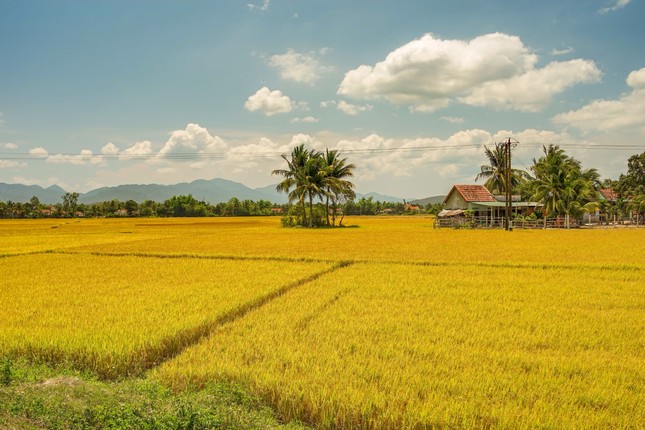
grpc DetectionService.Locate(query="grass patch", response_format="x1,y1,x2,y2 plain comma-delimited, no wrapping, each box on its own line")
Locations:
0,357,309,429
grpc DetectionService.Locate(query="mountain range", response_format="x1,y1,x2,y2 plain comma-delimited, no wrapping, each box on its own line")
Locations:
0,179,413,205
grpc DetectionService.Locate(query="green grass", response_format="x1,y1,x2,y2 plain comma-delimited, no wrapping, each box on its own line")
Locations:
0,357,309,430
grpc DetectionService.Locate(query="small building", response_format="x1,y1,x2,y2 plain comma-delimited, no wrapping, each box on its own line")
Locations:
438,184,541,228
598,188,618,202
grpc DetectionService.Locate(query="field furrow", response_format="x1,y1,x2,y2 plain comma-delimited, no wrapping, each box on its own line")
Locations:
154,262,645,429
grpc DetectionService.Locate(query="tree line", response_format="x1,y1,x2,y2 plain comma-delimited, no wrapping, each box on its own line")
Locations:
0,195,285,219
476,144,645,227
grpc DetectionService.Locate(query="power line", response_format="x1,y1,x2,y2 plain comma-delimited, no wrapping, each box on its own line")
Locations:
0,141,641,161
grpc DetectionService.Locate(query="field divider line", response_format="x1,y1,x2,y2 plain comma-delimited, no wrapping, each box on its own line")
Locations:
4,249,641,273
46,250,340,265
344,258,644,273
128,260,355,379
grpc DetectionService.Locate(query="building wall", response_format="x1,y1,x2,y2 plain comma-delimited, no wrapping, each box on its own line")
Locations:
444,192,467,209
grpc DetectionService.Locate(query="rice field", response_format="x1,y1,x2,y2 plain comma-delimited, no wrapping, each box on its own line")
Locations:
1,217,643,428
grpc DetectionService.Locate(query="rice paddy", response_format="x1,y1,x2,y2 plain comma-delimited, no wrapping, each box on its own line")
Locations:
1,217,643,428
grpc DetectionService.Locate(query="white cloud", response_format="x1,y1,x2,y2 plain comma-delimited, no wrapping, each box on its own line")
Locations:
247,0,270,12
158,123,227,158
2,142,18,149
599,0,631,14
338,33,600,112
47,149,103,165
29,147,49,158
0,160,26,169
290,116,319,123
462,59,601,112
122,140,153,159
552,67,645,132
268,49,332,85
101,142,120,155
440,116,465,124
244,87,293,116
337,100,373,115
551,46,574,56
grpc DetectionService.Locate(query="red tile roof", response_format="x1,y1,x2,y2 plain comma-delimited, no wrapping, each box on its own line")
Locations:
446,185,496,203
598,188,618,201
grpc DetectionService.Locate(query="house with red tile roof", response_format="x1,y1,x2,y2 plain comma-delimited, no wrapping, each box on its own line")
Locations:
598,188,618,202
438,184,542,227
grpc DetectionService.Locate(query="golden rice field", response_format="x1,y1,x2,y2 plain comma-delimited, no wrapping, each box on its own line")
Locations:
1,216,643,429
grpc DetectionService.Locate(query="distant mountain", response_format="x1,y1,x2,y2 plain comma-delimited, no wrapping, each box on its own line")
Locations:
79,178,289,204
0,183,67,204
409,195,445,206
0,179,408,205
356,192,406,203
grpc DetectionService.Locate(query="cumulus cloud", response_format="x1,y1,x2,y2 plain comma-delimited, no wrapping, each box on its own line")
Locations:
100,141,153,160
337,100,373,115
462,59,601,111
47,149,103,165
29,147,49,158
2,142,18,149
268,49,332,85
244,87,293,116
599,0,631,14
552,67,645,132
101,142,119,155
158,123,227,158
338,33,600,112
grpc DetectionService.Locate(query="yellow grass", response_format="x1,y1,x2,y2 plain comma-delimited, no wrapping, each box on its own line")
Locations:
154,262,645,429
1,217,644,427
0,252,333,379
13,216,641,267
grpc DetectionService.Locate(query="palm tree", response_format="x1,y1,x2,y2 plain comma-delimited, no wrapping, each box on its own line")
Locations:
628,194,645,226
272,144,310,226
322,149,356,226
302,153,328,228
530,145,597,228
476,142,530,195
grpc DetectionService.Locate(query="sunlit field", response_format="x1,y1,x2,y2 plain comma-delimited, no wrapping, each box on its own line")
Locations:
0,252,334,379
1,217,643,428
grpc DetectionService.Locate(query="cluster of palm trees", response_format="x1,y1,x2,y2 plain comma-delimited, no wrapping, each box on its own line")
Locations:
272,144,356,227
476,143,640,228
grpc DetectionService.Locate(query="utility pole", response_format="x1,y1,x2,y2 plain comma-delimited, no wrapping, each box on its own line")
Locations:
504,138,518,231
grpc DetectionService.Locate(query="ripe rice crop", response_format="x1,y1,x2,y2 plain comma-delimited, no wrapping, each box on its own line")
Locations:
0,252,333,379
58,217,645,267
1,217,644,428
155,262,645,429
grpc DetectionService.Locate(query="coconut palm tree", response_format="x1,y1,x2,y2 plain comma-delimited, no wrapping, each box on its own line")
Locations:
322,149,356,226
476,142,531,195
272,144,310,226
530,145,597,228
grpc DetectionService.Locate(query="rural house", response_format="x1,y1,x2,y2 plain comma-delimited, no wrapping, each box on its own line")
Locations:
437,184,541,228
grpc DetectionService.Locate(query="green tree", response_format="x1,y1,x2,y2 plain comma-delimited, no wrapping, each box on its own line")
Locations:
617,151,645,197
322,149,356,226
273,145,354,227
476,142,531,195
273,144,311,227
529,145,597,228
62,192,79,217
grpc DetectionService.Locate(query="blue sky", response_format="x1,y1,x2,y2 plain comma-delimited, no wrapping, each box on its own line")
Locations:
1,0,643,198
